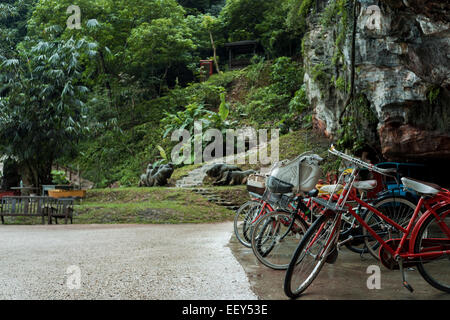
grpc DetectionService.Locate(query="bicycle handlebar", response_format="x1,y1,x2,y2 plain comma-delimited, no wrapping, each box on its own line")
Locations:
328,145,397,177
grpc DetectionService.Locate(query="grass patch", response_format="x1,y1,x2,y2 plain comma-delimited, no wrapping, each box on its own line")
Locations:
0,187,237,225
212,186,250,204
74,187,235,224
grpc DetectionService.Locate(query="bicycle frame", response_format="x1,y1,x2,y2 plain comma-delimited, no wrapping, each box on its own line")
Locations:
250,194,315,225
250,199,275,224
336,187,450,260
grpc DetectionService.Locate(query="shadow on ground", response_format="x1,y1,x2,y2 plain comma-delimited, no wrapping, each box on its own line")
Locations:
228,234,450,300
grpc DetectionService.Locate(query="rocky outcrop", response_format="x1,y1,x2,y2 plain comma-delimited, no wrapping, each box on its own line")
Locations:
303,0,450,161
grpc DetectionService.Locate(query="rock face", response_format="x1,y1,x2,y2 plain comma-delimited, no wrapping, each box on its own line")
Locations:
303,0,450,161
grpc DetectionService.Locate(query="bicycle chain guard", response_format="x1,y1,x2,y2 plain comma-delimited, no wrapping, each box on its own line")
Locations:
379,238,450,270
379,239,415,270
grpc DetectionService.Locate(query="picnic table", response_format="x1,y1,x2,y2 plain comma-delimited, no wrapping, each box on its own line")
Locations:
10,186,39,196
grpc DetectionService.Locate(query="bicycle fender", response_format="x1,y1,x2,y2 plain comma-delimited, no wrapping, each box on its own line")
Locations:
408,200,449,253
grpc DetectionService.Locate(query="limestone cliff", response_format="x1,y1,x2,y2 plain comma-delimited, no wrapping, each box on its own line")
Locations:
303,0,449,161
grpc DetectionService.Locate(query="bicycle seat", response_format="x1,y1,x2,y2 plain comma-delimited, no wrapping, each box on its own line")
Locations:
353,180,377,191
401,177,442,195
318,184,343,195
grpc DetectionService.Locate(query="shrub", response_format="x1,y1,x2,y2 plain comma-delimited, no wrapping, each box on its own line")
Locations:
270,56,304,95
51,170,70,185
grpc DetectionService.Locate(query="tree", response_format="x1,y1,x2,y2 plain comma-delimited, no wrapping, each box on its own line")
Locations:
28,0,195,96
202,15,221,73
177,0,226,15
219,0,302,57
125,18,196,91
0,0,37,59
0,37,96,187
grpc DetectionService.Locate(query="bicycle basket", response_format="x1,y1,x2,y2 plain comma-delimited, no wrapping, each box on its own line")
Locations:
246,174,266,196
269,152,323,193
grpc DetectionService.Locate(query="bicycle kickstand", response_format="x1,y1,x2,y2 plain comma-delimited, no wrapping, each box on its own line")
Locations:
360,243,367,261
397,257,414,293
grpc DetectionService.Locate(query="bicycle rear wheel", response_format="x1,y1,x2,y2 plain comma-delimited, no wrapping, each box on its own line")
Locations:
234,200,266,247
284,212,341,298
363,196,418,259
251,210,308,270
414,205,450,293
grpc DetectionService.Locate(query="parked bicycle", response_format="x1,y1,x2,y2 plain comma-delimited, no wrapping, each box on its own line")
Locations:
284,145,450,298
234,151,321,248
251,167,418,269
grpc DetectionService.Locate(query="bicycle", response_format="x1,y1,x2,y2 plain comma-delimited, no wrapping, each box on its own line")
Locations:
284,145,450,298
234,152,322,248
251,172,417,269
234,190,293,248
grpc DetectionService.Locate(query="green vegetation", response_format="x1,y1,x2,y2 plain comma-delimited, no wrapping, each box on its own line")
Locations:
337,94,378,154
51,170,69,185
0,0,380,194
1,187,244,224
427,85,441,105
75,187,236,224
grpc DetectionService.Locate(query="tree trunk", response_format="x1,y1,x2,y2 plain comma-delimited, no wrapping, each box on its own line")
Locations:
19,159,53,189
1,158,20,190
209,31,221,74
98,49,114,109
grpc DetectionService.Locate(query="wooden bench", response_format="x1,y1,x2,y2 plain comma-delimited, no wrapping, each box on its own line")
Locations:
48,198,74,224
0,196,74,224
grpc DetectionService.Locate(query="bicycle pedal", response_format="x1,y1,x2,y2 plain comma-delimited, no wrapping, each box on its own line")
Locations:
337,236,353,249
403,281,414,293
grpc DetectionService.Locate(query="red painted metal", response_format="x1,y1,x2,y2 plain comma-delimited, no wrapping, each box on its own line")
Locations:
200,60,213,76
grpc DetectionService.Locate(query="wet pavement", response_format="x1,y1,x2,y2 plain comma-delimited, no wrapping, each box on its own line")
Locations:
0,223,448,300
228,234,450,300
0,223,257,300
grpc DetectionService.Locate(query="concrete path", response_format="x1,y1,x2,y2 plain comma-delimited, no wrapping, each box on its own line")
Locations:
0,223,257,300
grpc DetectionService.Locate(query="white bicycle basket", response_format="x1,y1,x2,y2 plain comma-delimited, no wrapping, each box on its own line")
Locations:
268,152,323,193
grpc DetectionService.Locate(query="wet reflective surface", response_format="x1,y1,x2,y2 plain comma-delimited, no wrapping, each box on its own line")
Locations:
0,223,257,300
229,234,450,300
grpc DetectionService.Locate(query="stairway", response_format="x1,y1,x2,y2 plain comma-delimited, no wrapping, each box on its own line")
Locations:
175,163,216,188
191,187,241,211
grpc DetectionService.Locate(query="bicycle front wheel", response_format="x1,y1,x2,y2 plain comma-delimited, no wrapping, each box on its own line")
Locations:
414,205,450,293
284,212,341,299
234,200,267,247
251,210,308,270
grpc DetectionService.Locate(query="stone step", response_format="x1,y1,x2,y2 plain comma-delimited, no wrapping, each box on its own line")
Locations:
216,201,236,206
193,189,214,193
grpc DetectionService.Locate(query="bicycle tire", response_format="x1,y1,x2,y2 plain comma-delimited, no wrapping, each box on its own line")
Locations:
234,200,266,247
284,212,340,298
343,209,370,254
251,209,308,270
362,196,418,260
414,205,450,293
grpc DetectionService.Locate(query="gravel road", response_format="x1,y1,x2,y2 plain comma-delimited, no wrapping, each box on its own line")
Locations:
0,223,258,300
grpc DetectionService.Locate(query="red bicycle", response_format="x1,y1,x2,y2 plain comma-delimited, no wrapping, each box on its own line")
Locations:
284,146,450,298
233,187,302,248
